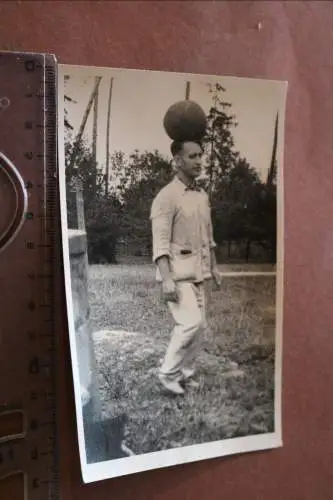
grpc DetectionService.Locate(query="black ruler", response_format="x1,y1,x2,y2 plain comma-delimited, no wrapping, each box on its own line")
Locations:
0,51,59,499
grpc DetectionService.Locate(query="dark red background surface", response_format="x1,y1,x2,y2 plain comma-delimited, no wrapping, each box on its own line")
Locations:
1,1,333,498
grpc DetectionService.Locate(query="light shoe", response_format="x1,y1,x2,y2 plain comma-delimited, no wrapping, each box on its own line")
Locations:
181,369,200,388
158,374,185,395
182,368,195,380
185,379,200,389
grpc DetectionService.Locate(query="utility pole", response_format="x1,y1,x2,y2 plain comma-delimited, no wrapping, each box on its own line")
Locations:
68,76,102,171
209,89,218,200
105,77,114,197
185,81,190,100
92,76,99,167
267,113,279,187
91,76,100,197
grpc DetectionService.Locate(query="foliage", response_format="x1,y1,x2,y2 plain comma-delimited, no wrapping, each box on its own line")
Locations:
85,196,122,264
202,82,239,193
64,80,277,264
211,157,261,244
200,83,277,263
65,137,121,263
110,150,174,254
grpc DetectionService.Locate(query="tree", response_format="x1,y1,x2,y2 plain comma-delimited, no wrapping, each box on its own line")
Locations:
247,114,278,263
65,137,122,263
211,157,262,257
85,195,122,264
65,138,103,205
201,82,239,196
111,150,174,255
202,84,257,256
63,77,123,264
63,76,278,265
201,83,277,264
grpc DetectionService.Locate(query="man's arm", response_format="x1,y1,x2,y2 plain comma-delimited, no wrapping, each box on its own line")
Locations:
155,255,173,282
150,191,178,302
207,195,221,288
155,255,178,302
210,246,221,288
210,246,217,270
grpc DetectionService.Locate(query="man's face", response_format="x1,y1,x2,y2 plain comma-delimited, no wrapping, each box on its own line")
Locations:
177,141,203,180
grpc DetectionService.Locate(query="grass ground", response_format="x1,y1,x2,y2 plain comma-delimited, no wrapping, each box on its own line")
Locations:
88,263,276,456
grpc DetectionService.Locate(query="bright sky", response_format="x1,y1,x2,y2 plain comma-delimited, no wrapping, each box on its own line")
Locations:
62,65,287,182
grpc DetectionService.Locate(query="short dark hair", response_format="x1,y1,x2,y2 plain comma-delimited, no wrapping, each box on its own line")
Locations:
170,140,203,157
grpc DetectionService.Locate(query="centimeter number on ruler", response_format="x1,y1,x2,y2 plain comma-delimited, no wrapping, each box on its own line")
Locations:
0,54,59,500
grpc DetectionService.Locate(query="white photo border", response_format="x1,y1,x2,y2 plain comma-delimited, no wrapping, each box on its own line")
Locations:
58,63,287,483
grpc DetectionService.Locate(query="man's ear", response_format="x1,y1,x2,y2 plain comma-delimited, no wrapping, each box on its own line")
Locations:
174,154,182,168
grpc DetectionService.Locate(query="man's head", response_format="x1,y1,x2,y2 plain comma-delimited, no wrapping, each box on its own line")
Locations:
171,140,203,181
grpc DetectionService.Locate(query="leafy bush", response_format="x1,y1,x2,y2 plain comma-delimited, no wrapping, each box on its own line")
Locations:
85,197,122,264
64,81,278,265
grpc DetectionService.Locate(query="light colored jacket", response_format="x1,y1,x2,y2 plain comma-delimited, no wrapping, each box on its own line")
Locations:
150,176,216,283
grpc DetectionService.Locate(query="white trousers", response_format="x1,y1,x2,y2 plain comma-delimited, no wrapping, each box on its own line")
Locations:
159,281,206,381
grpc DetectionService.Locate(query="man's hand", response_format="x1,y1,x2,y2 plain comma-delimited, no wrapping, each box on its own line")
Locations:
212,268,222,289
162,278,178,303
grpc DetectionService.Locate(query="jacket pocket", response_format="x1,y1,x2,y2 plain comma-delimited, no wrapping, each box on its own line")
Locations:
169,243,198,281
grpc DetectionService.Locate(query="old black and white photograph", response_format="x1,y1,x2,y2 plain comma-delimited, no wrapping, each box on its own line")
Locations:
58,64,286,482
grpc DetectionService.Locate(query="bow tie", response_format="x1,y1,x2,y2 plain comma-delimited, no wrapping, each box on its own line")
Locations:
185,183,201,192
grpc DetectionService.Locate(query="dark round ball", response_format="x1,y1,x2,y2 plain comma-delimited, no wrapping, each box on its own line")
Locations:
163,100,207,142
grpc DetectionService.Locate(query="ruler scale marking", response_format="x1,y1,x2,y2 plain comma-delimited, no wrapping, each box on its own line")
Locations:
0,52,59,499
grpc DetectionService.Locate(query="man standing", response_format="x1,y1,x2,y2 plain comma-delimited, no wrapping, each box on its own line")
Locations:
150,139,221,395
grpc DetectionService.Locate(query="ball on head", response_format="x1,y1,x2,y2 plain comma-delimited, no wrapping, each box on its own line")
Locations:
163,100,207,142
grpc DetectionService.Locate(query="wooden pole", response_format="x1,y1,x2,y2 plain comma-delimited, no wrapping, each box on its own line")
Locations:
105,77,114,197
185,81,190,100
209,91,218,200
91,77,100,198
92,76,99,167
75,180,86,230
267,113,279,186
68,76,102,171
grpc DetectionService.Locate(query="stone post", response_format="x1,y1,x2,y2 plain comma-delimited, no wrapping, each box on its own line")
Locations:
68,229,131,462
68,229,101,420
